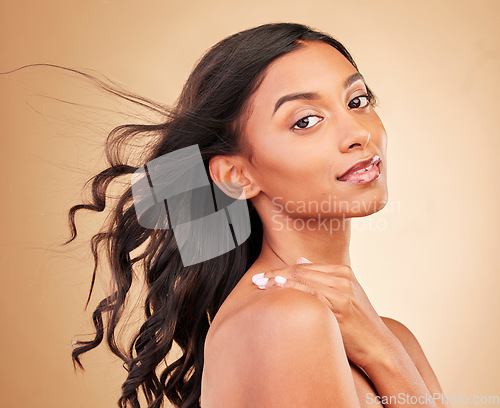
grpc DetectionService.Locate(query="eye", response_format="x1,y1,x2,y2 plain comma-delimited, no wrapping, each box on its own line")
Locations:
292,115,323,130
348,95,370,109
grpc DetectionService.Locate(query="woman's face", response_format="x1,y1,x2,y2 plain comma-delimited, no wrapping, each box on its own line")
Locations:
242,41,388,219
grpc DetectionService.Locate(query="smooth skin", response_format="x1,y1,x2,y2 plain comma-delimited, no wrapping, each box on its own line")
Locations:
203,41,449,407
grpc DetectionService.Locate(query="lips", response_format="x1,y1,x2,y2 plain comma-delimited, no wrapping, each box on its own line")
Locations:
337,155,381,182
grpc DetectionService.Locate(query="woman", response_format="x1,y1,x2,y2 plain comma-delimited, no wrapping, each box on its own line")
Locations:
69,23,448,407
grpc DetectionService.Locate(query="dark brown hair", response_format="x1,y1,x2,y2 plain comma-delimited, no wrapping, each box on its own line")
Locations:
67,22,374,408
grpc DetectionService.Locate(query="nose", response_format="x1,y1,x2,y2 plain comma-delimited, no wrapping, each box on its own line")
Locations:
337,110,371,152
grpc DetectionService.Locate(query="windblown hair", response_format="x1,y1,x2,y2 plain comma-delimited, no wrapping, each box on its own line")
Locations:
67,22,373,408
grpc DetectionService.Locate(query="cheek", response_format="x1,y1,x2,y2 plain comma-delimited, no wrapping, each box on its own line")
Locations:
369,114,387,149
252,145,337,210
248,125,343,205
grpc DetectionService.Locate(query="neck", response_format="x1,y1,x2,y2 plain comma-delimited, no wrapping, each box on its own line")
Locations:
251,203,352,271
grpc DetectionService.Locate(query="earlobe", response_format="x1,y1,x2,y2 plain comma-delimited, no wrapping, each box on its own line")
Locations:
209,155,260,200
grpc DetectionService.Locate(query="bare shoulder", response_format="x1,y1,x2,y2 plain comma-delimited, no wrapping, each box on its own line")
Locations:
381,316,421,349
212,288,361,407
380,316,434,364
220,287,341,357
381,316,445,395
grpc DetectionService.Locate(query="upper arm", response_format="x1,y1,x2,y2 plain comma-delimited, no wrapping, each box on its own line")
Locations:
230,289,361,408
382,317,446,397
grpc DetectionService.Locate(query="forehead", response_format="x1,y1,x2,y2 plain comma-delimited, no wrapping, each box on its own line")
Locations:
249,41,358,108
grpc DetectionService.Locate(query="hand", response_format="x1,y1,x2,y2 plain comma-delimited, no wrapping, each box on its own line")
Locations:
252,258,400,369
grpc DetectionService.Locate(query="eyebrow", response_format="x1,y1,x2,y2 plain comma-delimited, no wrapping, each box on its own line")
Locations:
272,72,365,116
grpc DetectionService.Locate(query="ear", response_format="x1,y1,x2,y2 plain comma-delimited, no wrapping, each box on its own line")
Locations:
208,155,261,200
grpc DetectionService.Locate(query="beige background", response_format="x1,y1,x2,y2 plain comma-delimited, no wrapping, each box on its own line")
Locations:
1,0,499,407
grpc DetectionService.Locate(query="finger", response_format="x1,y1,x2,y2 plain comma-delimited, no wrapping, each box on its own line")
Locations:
262,264,352,287
298,263,354,278
267,262,354,278
271,275,346,314
274,278,334,311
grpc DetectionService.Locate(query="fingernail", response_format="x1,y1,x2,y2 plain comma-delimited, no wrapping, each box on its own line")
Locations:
252,273,269,287
297,257,312,264
275,275,287,286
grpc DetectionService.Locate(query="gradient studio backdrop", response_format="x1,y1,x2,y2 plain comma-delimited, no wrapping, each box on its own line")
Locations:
1,1,499,407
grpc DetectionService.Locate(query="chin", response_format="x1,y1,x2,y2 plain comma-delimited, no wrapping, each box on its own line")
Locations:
343,185,389,218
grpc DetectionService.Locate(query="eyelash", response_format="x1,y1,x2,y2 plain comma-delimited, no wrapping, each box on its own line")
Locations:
291,94,372,131
292,113,323,131
348,94,372,109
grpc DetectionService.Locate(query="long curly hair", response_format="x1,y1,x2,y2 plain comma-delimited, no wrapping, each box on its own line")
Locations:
68,22,374,408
